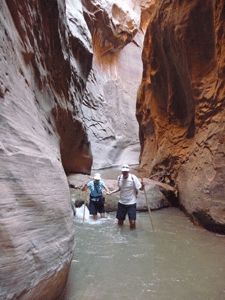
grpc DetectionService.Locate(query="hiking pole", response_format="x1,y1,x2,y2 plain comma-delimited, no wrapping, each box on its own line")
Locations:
142,178,155,232
83,188,87,222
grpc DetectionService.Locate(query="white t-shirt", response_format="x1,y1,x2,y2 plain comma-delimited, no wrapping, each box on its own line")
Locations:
117,173,142,205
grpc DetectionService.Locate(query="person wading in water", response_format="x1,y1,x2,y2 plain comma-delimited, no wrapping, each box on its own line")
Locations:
82,173,110,220
107,164,145,229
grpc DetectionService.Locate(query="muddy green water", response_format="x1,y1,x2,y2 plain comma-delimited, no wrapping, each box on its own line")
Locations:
64,208,225,300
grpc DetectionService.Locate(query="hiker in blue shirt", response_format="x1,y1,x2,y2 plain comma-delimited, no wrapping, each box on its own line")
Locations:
82,173,110,220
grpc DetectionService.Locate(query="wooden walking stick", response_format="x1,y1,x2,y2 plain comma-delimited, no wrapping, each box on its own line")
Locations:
83,188,87,222
142,178,155,232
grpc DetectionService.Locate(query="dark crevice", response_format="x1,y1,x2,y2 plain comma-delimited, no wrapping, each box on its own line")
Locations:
192,210,225,235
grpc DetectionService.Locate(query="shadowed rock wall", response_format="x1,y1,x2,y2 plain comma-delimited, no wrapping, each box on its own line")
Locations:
81,0,154,169
137,0,225,233
0,0,92,299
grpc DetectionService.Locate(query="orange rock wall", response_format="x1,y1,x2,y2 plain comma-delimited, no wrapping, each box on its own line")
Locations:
137,0,225,232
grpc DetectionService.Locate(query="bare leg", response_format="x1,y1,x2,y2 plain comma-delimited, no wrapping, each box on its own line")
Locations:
93,214,98,220
118,220,124,227
129,219,136,230
100,213,105,218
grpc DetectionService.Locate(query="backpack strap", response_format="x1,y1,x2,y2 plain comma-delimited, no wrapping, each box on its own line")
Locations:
118,175,122,186
131,175,138,195
118,174,138,195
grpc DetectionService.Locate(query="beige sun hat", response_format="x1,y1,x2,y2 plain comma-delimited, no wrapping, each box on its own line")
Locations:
121,164,129,172
93,173,101,180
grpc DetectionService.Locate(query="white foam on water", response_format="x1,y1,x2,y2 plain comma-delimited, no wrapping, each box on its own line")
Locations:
75,204,90,220
74,204,112,224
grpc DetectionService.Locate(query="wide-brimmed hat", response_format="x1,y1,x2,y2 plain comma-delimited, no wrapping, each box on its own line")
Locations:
121,164,129,172
93,173,101,180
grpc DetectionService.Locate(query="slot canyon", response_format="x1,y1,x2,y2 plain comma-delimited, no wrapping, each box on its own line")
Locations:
0,0,224,299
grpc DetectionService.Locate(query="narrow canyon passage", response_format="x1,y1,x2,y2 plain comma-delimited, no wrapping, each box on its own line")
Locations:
1,0,225,299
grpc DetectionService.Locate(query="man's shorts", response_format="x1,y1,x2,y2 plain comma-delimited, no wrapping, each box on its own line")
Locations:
89,199,105,215
116,202,136,221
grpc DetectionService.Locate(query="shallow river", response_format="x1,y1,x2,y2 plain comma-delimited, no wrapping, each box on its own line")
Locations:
64,207,225,300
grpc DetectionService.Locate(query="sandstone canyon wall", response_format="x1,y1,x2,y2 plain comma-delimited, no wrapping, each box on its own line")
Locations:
137,0,225,233
0,0,92,299
81,0,153,169
2,0,224,298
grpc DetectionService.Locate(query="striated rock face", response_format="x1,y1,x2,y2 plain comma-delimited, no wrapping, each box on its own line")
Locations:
81,0,153,169
0,0,92,299
137,0,225,233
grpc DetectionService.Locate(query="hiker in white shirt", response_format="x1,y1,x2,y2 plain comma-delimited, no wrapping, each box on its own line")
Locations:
108,164,144,229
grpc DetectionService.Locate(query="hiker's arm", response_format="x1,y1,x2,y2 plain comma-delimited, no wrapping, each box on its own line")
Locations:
139,179,145,191
81,183,88,191
103,184,110,194
108,187,120,195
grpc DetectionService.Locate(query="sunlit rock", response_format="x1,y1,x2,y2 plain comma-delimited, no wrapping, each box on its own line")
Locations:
0,0,92,299
137,0,225,233
81,0,154,169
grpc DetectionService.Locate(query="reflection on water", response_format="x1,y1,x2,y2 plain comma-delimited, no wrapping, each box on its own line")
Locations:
64,208,225,300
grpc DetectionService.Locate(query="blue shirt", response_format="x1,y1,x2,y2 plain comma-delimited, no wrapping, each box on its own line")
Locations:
87,180,105,201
